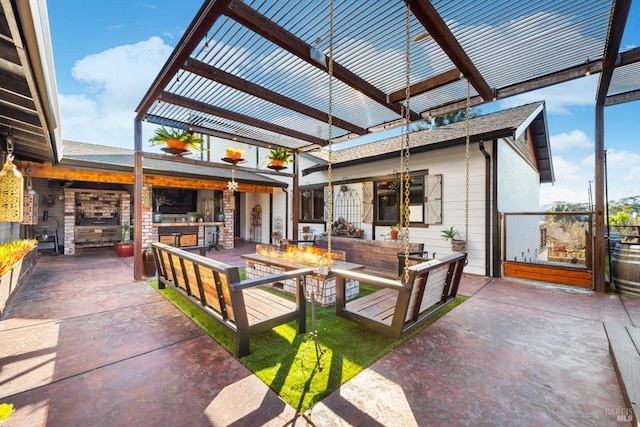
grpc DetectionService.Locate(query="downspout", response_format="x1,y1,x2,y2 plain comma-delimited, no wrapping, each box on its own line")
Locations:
479,141,491,277
491,139,500,277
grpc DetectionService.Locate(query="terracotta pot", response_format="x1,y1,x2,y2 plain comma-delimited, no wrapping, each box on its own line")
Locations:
114,244,134,257
269,159,285,167
166,139,187,150
226,150,241,159
390,230,399,240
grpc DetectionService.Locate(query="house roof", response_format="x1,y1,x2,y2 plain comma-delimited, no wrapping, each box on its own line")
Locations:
60,141,288,188
303,101,554,183
0,0,61,163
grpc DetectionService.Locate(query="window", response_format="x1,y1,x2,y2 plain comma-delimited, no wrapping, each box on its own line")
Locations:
300,187,325,221
375,176,424,224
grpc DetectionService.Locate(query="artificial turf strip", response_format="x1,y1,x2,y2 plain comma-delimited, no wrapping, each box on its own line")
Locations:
148,278,465,412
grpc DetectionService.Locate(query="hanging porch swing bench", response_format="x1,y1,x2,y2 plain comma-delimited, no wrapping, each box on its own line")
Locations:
331,252,467,338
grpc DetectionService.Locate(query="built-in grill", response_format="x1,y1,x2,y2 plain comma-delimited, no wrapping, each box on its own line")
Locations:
75,217,122,247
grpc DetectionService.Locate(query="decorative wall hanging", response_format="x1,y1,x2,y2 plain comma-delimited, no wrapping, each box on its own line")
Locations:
21,173,38,225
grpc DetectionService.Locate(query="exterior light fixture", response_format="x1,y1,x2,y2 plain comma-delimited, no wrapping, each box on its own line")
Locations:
0,131,24,223
585,58,592,76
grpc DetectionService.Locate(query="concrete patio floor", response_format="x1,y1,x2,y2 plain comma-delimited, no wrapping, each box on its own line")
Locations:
0,244,636,426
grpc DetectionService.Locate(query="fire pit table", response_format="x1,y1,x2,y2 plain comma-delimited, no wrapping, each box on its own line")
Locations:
242,244,363,307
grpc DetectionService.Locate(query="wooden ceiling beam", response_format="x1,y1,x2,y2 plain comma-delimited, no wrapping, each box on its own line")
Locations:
408,0,492,102
596,0,631,106
184,58,368,136
388,68,461,103
160,91,327,147
0,86,37,112
135,0,233,120
18,161,275,194
224,1,420,121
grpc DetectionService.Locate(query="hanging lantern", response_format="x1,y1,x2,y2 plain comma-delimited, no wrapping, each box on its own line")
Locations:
21,175,38,225
0,155,23,222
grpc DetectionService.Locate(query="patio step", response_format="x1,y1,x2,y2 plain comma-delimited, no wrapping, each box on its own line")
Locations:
604,322,640,425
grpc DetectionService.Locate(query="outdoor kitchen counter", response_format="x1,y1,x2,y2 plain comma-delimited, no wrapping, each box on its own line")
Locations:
152,222,224,227
241,253,364,307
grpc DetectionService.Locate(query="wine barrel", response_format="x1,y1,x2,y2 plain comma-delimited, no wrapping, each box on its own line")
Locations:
612,243,640,296
142,249,157,277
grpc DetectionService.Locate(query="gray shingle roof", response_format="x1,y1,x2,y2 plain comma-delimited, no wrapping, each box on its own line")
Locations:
61,141,287,188
303,101,552,183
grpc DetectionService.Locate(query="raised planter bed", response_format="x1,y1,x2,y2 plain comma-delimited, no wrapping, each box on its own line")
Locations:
1,245,38,315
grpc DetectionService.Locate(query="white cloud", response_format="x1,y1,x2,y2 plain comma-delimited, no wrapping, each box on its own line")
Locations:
550,129,592,152
539,182,589,206
499,76,598,115
60,37,173,148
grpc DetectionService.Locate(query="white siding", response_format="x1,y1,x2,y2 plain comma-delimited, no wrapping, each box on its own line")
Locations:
497,139,541,263
302,144,488,275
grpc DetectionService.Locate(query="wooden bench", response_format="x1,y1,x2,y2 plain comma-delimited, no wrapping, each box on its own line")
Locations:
313,235,428,279
151,242,313,357
331,252,467,338
603,322,640,422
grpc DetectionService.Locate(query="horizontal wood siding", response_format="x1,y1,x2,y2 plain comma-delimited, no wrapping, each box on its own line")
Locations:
503,261,592,288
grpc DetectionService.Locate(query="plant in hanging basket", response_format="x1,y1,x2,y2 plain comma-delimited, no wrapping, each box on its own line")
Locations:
224,147,245,159
149,127,204,155
268,147,292,167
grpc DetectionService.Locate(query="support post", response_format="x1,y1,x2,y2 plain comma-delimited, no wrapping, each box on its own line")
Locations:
292,152,299,241
134,119,143,280
593,105,605,292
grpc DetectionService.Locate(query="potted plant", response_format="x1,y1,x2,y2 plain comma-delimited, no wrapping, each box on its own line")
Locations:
224,147,245,160
152,191,171,223
114,224,133,257
390,224,400,240
268,147,292,168
149,126,204,155
441,226,466,252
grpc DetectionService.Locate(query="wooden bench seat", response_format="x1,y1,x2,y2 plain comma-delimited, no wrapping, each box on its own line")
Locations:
332,252,467,338
313,235,428,279
151,242,312,357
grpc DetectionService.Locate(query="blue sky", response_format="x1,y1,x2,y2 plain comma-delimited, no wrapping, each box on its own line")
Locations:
47,1,639,206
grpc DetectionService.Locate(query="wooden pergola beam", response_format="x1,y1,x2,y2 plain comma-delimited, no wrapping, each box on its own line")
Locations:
605,89,640,106
160,91,327,147
408,0,493,102
135,0,232,120
224,1,420,121
388,68,461,103
184,58,368,136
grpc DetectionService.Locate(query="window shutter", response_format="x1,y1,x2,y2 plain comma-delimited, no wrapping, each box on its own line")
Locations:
362,182,373,223
425,174,442,224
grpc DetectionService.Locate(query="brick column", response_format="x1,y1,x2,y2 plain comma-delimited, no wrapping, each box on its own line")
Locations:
142,186,154,246
63,189,75,254
222,189,235,249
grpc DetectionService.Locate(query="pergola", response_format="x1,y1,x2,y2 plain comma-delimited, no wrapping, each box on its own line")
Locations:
132,0,639,287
